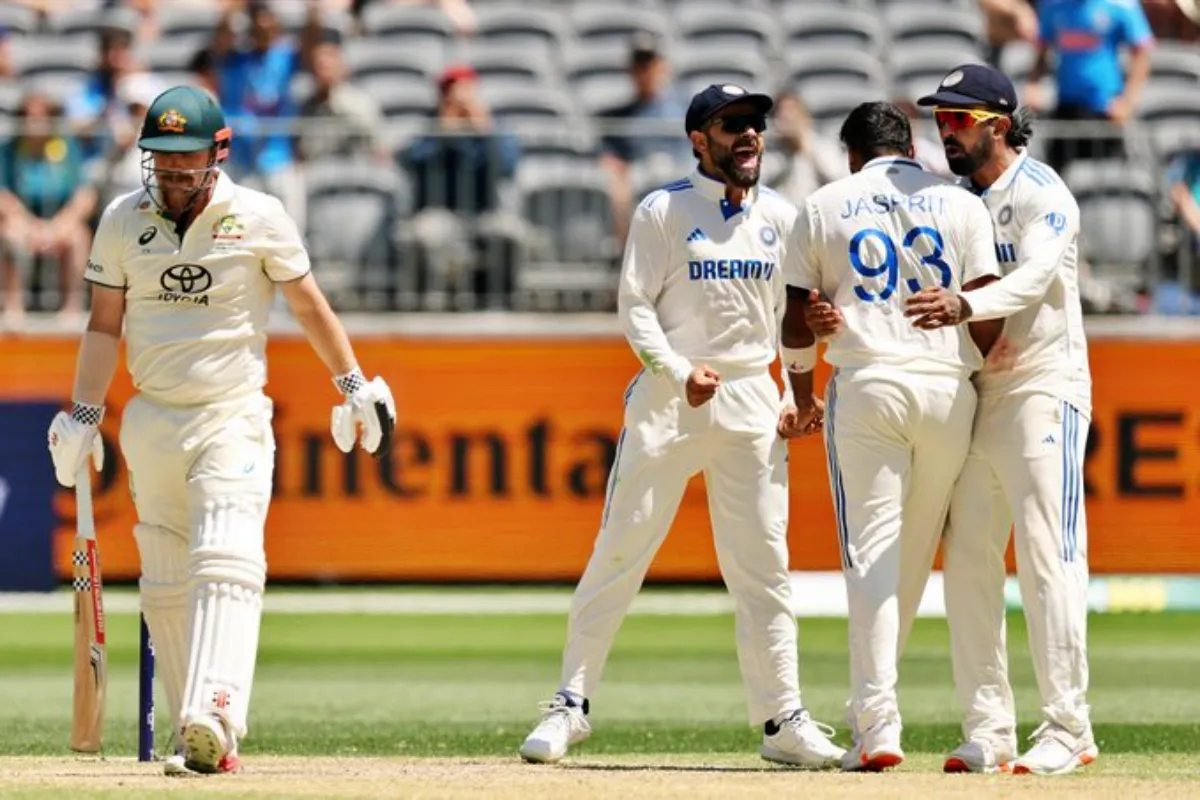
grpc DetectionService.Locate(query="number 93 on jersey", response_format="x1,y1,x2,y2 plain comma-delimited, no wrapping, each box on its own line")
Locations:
848,225,952,302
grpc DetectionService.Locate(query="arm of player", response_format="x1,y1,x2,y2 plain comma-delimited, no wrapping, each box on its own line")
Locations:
778,289,822,438
280,273,396,459
618,200,711,403
957,195,1080,321
47,204,128,488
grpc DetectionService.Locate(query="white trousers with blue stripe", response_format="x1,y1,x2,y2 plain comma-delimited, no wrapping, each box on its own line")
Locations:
943,393,1091,747
559,368,802,726
824,367,976,739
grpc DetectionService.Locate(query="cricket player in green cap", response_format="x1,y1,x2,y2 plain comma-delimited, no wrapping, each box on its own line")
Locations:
48,85,397,775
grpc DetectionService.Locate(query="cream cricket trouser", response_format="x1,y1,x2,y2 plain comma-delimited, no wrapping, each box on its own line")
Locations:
943,392,1091,746
560,367,799,726
120,391,274,740
824,367,976,738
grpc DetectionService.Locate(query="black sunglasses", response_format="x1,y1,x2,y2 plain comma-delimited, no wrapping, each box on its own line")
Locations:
711,114,767,135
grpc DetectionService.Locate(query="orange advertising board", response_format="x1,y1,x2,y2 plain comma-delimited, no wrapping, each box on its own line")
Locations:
1,335,1196,581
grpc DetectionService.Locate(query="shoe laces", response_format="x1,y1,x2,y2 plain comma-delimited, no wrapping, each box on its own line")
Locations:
778,708,836,740
536,695,581,724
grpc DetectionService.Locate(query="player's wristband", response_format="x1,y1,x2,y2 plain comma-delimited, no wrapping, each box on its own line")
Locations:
781,346,817,374
333,367,366,396
70,402,104,426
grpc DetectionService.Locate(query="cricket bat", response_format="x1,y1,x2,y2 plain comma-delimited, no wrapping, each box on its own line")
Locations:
70,466,106,752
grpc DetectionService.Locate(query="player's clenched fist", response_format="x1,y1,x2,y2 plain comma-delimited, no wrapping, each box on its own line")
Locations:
777,398,824,439
684,366,721,408
330,369,397,458
47,405,105,487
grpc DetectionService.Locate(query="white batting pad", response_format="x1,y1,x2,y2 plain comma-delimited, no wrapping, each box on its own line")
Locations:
181,493,268,738
135,524,190,739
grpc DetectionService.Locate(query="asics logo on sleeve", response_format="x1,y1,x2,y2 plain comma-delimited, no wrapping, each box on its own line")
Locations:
688,259,775,281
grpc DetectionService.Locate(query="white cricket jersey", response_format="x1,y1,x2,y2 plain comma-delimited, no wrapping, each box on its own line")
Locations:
958,150,1093,417
788,156,999,377
85,171,310,407
618,168,797,382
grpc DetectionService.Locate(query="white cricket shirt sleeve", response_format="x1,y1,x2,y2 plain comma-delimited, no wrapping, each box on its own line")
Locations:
84,199,128,289
618,201,693,386
961,189,1079,321
783,200,822,290
958,194,1002,286
257,197,311,283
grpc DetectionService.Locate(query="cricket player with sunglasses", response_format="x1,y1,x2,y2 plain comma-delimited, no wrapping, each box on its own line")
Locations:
519,84,844,769
906,65,1093,775
47,86,396,775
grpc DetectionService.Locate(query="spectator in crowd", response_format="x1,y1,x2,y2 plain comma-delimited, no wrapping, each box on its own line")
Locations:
1163,147,1200,312
0,30,14,81
399,64,529,309
0,91,97,326
766,91,846,206
188,47,222,97
297,29,387,162
66,15,142,160
212,0,307,229
979,0,1038,65
85,72,164,212
597,32,690,244
1025,0,1155,173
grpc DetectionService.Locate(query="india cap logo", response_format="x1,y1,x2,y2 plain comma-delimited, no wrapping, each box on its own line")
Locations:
941,70,964,88
157,109,187,134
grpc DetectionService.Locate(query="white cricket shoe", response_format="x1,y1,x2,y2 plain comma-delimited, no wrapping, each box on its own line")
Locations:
760,708,845,768
943,738,1016,773
1011,722,1098,775
841,722,904,772
519,693,591,764
163,745,188,777
182,714,241,775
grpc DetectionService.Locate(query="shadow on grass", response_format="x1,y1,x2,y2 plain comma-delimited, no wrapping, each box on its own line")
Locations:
563,762,782,774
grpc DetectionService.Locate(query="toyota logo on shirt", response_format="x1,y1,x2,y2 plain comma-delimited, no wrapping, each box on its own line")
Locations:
160,264,212,294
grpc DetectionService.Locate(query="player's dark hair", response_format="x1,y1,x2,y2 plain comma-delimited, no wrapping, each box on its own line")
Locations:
839,102,913,161
1005,106,1034,149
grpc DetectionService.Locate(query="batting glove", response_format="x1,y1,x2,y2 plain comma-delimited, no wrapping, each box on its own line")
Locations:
47,403,105,488
330,368,396,458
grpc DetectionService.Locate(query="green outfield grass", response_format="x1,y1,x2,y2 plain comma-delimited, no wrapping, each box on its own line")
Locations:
0,607,1196,761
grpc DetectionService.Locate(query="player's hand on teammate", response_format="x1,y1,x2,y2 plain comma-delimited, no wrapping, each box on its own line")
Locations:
904,287,971,330
47,406,105,488
331,371,397,459
685,366,721,408
802,289,843,338
778,398,824,439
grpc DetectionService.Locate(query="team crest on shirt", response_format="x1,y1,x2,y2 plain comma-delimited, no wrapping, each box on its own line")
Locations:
211,214,246,249
157,109,187,133
997,204,1013,226
759,226,778,248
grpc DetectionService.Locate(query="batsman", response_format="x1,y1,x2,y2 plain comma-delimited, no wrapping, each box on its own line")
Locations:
47,86,396,775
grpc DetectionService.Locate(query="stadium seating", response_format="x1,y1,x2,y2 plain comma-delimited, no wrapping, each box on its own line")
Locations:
1064,160,1160,287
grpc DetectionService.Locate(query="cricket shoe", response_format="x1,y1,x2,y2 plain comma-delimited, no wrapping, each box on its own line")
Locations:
943,738,1016,774
841,722,904,772
760,708,845,768
163,740,188,777
182,714,241,774
1011,722,1097,776
519,692,591,764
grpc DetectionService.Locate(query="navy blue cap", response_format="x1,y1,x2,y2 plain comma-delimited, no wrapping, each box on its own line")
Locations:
685,83,773,134
916,64,1018,113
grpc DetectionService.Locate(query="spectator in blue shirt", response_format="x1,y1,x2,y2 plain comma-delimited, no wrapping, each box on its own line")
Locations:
400,65,531,310
597,32,690,244
0,92,97,325
1025,0,1154,172
66,21,140,161
213,0,306,230
1162,149,1200,313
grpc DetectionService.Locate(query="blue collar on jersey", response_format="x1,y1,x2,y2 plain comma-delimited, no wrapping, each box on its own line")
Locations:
862,155,923,172
976,148,1030,197
690,167,757,221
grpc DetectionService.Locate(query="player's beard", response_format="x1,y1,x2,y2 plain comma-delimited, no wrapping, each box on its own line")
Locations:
944,133,994,176
708,135,761,188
